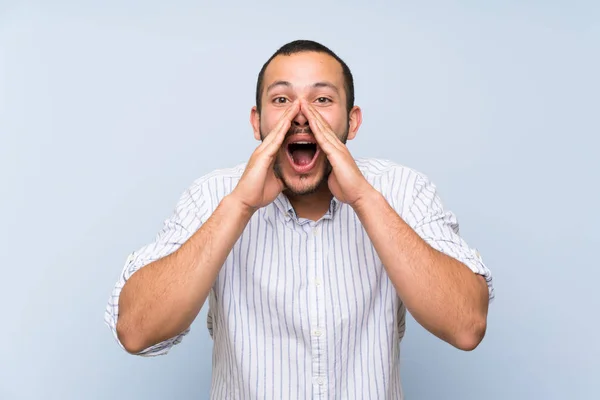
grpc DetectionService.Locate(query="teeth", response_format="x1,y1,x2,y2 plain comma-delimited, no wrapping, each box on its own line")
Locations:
292,141,315,145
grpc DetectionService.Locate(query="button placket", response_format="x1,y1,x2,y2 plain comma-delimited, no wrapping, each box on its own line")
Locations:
308,222,328,396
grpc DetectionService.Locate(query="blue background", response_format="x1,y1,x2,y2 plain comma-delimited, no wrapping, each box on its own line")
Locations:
1,1,598,398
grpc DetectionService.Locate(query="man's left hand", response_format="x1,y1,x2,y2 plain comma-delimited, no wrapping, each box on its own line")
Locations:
302,100,374,207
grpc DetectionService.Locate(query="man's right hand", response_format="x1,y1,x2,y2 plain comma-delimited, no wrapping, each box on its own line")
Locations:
230,100,300,213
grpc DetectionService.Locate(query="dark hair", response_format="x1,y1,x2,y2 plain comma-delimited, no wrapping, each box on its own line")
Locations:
255,40,355,114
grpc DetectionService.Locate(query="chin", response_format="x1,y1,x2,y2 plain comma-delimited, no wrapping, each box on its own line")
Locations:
277,158,330,196
283,176,326,196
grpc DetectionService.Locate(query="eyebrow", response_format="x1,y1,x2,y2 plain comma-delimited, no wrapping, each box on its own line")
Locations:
266,80,340,95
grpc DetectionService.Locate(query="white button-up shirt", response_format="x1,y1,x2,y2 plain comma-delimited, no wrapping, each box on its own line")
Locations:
105,158,494,399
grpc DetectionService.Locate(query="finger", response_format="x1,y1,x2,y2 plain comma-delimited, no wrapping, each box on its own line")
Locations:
260,101,297,148
301,101,342,153
260,100,299,149
265,100,299,151
259,101,299,160
302,101,339,142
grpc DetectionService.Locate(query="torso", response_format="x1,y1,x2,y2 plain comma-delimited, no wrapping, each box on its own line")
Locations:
205,158,410,399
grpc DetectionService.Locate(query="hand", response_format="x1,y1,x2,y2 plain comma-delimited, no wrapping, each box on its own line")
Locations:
230,101,300,213
301,100,374,207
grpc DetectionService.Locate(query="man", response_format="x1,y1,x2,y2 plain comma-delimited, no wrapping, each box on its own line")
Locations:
105,39,494,399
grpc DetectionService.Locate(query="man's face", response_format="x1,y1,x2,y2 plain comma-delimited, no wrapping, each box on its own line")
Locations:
253,52,353,197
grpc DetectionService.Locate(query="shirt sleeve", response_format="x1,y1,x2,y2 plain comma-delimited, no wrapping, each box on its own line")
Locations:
404,173,495,302
104,181,208,356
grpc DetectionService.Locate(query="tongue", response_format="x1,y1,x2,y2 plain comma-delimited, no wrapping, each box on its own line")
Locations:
292,149,315,166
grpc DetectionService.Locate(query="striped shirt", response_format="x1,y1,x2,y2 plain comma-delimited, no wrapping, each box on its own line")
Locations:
105,157,494,399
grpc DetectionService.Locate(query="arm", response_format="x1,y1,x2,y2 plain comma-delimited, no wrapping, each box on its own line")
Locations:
299,100,492,350
106,100,300,355
115,193,252,354
352,178,492,351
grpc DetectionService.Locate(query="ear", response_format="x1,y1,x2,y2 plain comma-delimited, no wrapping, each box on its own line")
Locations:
346,105,362,141
250,106,261,141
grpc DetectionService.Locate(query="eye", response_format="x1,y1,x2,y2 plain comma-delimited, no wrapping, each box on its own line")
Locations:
315,97,331,104
273,97,288,104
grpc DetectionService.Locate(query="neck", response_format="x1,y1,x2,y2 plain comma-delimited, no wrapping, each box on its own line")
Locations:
284,184,333,222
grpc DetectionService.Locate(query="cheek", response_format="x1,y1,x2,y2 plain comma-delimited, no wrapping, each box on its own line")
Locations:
321,111,346,134
261,111,284,134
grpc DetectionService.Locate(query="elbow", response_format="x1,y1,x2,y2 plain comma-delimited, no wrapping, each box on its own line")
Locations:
116,319,149,355
454,317,487,352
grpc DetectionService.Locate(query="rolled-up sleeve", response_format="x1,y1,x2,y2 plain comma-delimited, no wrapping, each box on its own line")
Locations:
404,174,495,302
104,181,208,356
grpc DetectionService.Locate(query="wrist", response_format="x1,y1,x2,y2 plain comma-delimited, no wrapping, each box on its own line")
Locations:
222,193,258,219
351,187,383,214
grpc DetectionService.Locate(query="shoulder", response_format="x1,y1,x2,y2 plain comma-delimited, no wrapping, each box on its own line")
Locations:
355,157,429,187
192,162,247,186
183,162,247,206
354,157,434,213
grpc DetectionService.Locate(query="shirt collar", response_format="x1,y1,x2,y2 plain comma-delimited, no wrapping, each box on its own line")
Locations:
270,192,341,223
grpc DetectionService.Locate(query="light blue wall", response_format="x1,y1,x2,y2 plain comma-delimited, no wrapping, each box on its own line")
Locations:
1,1,598,399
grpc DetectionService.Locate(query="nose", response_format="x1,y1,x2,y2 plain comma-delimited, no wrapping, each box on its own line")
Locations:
292,108,309,127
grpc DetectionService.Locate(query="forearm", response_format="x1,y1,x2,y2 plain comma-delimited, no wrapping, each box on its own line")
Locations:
353,189,489,350
116,194,253,353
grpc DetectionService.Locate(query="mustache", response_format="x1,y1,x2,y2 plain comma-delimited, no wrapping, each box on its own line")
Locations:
285,126,313,139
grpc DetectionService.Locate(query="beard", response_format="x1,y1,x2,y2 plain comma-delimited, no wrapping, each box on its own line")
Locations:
260,121,349,197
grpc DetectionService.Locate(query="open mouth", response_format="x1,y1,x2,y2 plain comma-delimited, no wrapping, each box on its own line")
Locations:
286,140,320,172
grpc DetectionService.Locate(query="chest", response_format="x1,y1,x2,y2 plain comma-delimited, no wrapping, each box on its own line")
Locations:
210,208,400,340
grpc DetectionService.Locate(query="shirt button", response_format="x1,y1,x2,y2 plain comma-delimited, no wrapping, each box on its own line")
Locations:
317,378,325,385
314,279,321,286
312,227,318,235
313,330,322,337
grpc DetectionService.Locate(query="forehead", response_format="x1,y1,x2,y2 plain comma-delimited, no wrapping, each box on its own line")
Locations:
263,51,345,91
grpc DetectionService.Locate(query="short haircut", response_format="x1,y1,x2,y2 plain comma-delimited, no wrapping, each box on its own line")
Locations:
255,40,355,114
